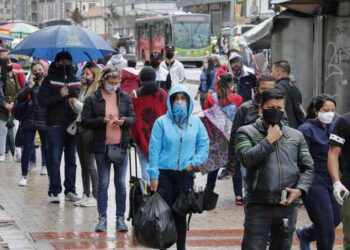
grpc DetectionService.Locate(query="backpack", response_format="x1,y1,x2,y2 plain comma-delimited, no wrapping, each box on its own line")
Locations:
280,80,306,126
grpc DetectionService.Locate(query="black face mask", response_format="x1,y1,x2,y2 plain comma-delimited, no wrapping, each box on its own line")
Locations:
34,72,45,82
6,65,13,72
165,52,174,59
150,61,160,69
263,108,284,126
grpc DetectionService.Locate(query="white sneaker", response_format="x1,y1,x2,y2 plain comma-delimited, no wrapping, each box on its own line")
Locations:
40,166,47,175
80,196,97,207
48,194,60,203
18,177,27,186
73,194,88,206
0,155,5,162
65,192,80,202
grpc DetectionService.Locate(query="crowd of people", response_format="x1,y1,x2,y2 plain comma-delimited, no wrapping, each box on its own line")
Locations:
0,41,349,250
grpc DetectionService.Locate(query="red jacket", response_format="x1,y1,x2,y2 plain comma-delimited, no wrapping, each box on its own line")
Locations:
121,68,140,95
204,91,243,110
12,63,26,87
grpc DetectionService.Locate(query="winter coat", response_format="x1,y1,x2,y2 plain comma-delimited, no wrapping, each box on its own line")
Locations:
81,87,136,153
121,67,140,95
107,54,127,70
236,118,314,205
147,85,209,180
38,71,80,127
199,69,215,93
159,60,186,85
17,85,47,130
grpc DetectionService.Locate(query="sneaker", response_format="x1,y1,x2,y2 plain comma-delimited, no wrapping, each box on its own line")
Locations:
18,176,27,186
0,155,5,162
48,194,60,203
218,169,230,180
73,194,88,207
95,217,107,232
80,196,97,207
65,192,80,202
296,228,311,250
40,166,47,175
235,196,243,206
116,216,128,232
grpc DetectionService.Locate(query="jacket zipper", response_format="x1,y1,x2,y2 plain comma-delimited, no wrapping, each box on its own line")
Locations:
176,128,183,171
275,143,283,191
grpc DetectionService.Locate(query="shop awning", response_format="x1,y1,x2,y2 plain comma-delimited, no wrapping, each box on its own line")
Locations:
242,17,274,50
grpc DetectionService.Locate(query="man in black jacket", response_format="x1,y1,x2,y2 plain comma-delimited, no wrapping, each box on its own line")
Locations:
272,60,303,129
39,52,80,203
236,88,314,250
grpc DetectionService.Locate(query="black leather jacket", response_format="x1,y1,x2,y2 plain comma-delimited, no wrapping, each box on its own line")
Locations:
235,119,314,205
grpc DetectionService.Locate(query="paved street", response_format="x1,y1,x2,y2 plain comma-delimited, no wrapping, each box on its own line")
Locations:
0,74,344,249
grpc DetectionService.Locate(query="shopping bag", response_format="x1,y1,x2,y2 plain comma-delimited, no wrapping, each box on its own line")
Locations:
134,192,177,249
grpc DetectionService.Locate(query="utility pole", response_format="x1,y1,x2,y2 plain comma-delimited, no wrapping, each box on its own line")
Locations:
11,0,14,22
229,0,235,48
122,0,126,36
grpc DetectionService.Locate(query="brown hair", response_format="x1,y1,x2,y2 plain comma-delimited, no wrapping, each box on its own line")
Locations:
217,73,233,107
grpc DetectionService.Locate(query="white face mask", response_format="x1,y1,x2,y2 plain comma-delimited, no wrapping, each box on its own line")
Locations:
104,82,118,93
317,111,335,124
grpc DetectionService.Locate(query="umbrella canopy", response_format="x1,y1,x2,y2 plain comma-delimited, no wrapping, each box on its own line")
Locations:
0,23,39,38
0,33,14,41
11,25,115,64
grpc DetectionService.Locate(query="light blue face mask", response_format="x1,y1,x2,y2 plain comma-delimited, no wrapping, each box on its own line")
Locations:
172,100,188,124
104,82,118,93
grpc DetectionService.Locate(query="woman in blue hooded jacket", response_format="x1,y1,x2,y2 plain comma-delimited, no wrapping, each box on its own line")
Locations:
148,85,209,250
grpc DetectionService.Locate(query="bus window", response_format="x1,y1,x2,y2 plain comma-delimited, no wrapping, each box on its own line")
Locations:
165,22,171,45
173,21,210,48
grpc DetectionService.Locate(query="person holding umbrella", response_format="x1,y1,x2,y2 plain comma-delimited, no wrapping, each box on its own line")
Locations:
38,51,80,203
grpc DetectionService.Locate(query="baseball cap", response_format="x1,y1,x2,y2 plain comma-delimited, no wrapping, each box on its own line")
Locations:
165,44,175,50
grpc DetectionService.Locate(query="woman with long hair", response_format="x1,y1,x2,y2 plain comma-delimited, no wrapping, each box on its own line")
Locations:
201,73,243,197
17,61,49,186
69,62,100,207
297,94,341,250
82,67,136,232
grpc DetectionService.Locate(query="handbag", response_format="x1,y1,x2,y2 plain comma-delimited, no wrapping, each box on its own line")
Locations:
107,144,126,165
66,121,77,136
172,188,205,216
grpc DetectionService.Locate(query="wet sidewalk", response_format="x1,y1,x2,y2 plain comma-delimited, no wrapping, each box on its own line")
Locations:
0,153,344,249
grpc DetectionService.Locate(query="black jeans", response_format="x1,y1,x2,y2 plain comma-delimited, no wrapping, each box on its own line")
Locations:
158,169,194,250
242,203,298,250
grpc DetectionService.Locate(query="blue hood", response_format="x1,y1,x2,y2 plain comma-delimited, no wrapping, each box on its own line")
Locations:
166,85,194,121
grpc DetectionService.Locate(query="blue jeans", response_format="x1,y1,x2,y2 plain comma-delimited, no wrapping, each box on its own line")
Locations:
47,126,77,196
232,167,243,197
29,144,47,166
136,146,150,183
301,172,341,250
95,150,128,218
21,128,49,177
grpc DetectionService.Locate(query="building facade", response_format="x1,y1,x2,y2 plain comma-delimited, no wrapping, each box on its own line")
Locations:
0,0,16,23
176,0,275,36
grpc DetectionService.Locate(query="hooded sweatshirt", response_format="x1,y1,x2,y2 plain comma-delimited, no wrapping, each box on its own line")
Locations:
121,67,140,94
107,54,127,70
147,85,209,180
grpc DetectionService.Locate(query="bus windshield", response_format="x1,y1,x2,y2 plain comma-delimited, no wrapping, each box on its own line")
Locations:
173,22,210,48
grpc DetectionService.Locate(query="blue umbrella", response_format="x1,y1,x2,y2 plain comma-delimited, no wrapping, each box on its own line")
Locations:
10,25,115,63
0,34,14,41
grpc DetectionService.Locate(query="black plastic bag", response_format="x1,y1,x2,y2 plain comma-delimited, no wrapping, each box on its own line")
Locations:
134,192,177,249
172,189,205,217
203,188,219,211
